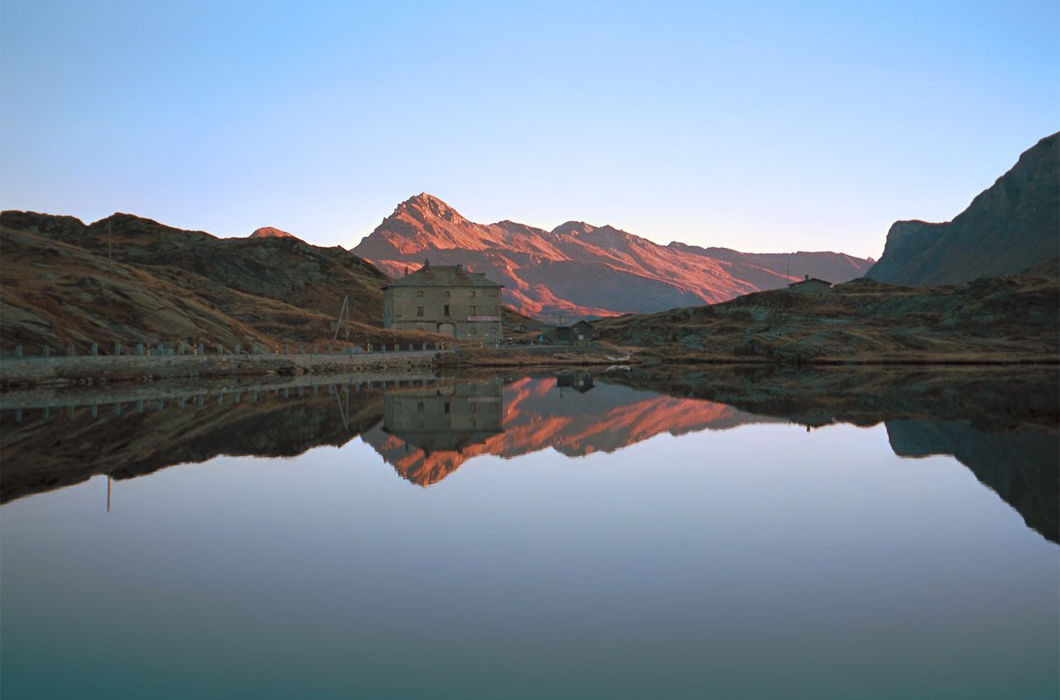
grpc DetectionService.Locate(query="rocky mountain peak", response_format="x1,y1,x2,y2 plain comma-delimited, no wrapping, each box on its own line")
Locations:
395,193,468,225
550,221,597,237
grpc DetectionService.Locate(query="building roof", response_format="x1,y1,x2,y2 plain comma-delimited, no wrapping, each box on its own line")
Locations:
788,277,833,288
384,263,503,289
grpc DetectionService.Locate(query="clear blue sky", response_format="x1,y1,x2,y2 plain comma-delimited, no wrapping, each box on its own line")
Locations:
2,0,1057,258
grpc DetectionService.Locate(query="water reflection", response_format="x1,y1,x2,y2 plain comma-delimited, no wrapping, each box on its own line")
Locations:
1,367,1056,542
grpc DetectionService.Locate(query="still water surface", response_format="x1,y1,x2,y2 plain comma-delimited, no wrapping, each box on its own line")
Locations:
2,372,1057,699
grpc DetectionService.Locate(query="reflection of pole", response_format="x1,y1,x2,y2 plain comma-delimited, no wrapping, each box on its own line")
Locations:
106,475,111,512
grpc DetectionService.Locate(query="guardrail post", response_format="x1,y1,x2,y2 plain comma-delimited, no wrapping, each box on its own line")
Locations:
114,343,122,356
136,343,144,356
43,345,50,358
14,344,22,359
68,343,76,356
91,343,98,356
217,343,224,355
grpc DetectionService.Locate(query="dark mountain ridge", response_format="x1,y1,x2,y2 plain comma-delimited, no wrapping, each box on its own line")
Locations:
867,132,1060,285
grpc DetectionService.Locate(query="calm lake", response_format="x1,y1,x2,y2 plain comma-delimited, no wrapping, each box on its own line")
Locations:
2,369,1057,699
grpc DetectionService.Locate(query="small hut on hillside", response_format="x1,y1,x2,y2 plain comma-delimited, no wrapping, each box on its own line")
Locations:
787,276,833,294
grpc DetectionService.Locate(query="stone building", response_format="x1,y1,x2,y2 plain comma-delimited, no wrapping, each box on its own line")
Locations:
383,262,503,340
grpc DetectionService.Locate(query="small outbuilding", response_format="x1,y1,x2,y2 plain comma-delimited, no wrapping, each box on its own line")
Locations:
553,320,594,343
787,276,833,294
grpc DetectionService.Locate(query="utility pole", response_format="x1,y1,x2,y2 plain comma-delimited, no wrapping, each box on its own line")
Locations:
333,295,349,340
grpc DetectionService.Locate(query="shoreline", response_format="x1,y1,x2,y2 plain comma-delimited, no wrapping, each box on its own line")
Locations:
0,349,438,389
3,346,1058,389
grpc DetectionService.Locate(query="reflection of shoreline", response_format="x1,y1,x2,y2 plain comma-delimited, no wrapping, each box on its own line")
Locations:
609,366,1060,543
2,369,1056,543
361,376,769,486
886,420,1058,543
0,380,388,504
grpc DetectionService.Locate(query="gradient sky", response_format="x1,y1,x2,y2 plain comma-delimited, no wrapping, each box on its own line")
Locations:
2,1,1057,259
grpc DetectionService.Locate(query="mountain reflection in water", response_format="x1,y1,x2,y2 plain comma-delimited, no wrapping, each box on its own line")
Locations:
1,367,1056,542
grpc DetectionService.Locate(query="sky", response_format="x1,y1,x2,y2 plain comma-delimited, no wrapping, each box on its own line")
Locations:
1,1,1057,259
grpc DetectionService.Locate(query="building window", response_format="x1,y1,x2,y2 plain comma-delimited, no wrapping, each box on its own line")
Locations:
470,305,476,315
444,304,450,316
417,402,424,412
444,291,450,297
444,402,450,414
416,290,423,297
470,290,476,298
417,306,424,317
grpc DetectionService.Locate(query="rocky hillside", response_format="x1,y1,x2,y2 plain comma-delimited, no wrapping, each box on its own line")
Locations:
867,132,1059,285
249,226,299,240
596,259,1060,364
0,211,433,352
353,194,873,321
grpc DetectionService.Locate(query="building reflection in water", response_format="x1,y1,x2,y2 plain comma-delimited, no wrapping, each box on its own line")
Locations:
382,378,504,459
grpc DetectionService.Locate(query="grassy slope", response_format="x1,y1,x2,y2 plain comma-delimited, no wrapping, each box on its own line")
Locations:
595,262,1060,364
0,215,446,352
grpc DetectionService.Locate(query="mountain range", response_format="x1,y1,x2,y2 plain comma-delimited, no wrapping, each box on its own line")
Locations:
353,194,873,321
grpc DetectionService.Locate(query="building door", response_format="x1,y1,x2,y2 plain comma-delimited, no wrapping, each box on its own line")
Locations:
438,323,455,337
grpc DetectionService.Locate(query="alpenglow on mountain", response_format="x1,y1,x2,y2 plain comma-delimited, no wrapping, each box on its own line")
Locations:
352,194,873,320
